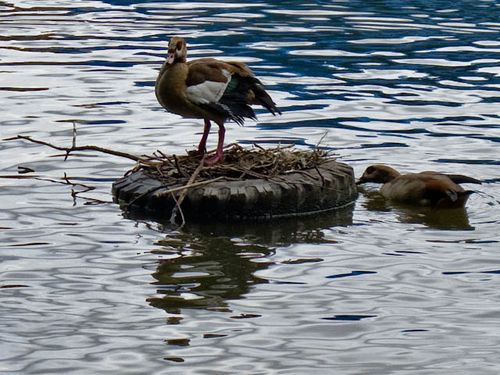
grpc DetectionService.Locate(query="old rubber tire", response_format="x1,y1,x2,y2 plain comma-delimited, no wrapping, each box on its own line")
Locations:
112,159,357,221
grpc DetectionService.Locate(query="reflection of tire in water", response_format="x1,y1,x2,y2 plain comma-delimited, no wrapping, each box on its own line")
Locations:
148,234,272,313
113,159,357,221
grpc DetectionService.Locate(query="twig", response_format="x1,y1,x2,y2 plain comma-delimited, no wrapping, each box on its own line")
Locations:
29,174,107,205
72,122,77,149
0,174,41,179
314,165,325,187
157,150,170,159
65,121,77,161
315,131,328,150
173,154,188,178
205,142,240,155
81,196,110,205
170,192,185,227
125,185,165,211
221,166,270,180
169,155,206,225
157,177,225,196
154,163,163,178
62,172,96,191
5,135,142,162
254,143,266,151
282,169,317,180
18,166,35,174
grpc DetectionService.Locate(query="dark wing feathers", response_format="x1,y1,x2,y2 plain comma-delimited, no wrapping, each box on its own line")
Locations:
200,73,280,125
198,74,257,126
421,171,482,185
198,102,248,126
250,79,281,116
443,174,482,185
219,74,257,124
187,59,280,124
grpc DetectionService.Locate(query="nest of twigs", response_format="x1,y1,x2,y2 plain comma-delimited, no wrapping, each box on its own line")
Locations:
132,144,333,184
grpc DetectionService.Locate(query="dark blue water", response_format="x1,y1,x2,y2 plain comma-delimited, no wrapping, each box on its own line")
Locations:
1,1,499,374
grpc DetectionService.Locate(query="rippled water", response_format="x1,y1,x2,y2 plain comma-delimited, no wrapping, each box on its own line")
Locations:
1,0,500,373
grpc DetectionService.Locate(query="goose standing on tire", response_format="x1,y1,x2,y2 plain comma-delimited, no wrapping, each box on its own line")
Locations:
155,37,281,165
357,164,481,208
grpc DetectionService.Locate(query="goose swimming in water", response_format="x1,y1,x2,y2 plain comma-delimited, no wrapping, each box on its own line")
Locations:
357,164,481,208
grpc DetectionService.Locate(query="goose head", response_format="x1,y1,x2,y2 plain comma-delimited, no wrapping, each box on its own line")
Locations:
166,36,187,64
357,164,400,185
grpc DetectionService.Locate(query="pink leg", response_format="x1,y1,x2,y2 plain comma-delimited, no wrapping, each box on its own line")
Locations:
205,122,226,165
197,118,211,155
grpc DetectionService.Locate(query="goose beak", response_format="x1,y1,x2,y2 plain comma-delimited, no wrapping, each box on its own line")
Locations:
166,52,175,64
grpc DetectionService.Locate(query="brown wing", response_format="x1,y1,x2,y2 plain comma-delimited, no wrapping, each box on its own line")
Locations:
186,58,254,87
187,59,228,87
420,171,481,185
382,173,466,206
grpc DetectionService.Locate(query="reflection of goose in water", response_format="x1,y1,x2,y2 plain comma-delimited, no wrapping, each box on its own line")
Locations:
357,164,481,209
144,205,354,313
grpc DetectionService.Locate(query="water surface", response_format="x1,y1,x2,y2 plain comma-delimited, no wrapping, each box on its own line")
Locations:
1,0,500,374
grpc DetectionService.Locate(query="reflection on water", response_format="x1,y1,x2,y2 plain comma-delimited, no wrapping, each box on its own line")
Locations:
148,234,272,312
127,203,354,245
1,0,500,374
147,207,353,313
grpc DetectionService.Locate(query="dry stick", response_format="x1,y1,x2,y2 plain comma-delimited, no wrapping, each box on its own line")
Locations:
154,163,163,178
5,135,142,162
314,165,326,187
204,142,239,155
169,156,206,226
315,131,328,150
173,154,187,178
6,171,97,192
63,172,95,191
65,122,77,161
223,166,270,180
125,185,166,211
169,192,185,227
0,174,41,179
253,143,266,152
283,169,319,183
33,175,109,205
157,150,170,159
155,176,225,196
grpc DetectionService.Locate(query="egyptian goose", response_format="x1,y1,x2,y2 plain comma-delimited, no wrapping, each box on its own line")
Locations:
155,37,281,165
357,164,481,208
